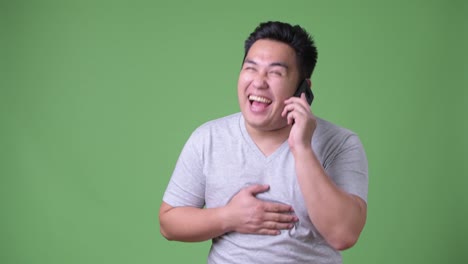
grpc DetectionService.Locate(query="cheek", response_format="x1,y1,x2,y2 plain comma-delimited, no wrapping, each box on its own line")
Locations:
237,76,248,100
237,74,251,91
271,82,295,100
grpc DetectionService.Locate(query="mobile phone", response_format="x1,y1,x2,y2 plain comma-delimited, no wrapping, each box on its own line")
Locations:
293,79,314,105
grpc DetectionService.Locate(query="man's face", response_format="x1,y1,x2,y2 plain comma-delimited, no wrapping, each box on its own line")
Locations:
238,39,301,133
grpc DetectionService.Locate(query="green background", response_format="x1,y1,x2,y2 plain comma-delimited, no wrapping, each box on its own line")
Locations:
1,0,466,263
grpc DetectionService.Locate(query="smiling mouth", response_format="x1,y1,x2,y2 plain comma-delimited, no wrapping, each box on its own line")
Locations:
248,95,272,104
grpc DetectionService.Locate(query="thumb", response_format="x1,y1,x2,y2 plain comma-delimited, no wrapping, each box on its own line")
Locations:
245,184,270,196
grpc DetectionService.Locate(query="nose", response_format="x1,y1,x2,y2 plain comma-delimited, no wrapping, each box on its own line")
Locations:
252,72,268,89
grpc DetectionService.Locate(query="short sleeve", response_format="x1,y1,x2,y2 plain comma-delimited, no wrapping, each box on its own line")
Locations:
162,130,206,208
325,134,368,203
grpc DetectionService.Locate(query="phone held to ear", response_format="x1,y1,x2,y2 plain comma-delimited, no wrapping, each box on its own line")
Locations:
293,79,314,105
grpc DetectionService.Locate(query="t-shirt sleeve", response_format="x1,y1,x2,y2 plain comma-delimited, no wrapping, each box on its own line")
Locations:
162,130,206,208
325,134,369,203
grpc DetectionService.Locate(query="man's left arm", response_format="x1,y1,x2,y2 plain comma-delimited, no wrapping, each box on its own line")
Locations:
283,93,367,251
294,147,367,250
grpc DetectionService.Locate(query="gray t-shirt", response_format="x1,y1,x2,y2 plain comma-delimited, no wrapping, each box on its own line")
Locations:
163,112,368,264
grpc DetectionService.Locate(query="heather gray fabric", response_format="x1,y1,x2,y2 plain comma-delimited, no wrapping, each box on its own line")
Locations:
163,112,368,264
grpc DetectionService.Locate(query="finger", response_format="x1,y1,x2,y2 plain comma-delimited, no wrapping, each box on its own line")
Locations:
284,93,307,104
262,221,295,230
281,103,295,117
287,110,295,125
282,100,310,117
263,202,294,213
282,106,302,125
299,93,311,110
264,212,298,223
256,229,281,236
296,98,311,112
244,184,270,196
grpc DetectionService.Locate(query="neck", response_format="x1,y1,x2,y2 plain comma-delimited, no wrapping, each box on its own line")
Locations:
245,123,291,156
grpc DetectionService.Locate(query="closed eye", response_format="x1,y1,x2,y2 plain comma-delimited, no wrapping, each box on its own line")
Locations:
269,70,282,76
243,66,256,71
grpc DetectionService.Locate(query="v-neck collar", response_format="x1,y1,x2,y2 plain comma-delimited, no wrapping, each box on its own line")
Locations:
238,114,290,163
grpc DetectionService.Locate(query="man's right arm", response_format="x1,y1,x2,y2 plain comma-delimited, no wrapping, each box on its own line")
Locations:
159,201,228,242
159,184,298,242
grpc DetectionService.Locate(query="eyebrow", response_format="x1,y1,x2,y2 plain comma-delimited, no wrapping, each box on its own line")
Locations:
244,59,289,69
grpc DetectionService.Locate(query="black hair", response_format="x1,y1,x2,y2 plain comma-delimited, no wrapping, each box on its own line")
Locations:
243,21,318,80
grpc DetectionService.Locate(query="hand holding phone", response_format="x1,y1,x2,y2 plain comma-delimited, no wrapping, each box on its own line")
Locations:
293,79,314,105
283,79,317,151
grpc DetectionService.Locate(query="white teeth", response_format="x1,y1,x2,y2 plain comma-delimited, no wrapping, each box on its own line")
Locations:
249,95,272,104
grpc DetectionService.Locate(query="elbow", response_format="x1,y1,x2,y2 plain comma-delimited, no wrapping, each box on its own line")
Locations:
159,202,178,241
160,220,182,241
159,221,170,240
159,215,177,241
328,234,359,251
159,225,175,241
159,223,169,240
159,213,175,241
325,225,364,250
327,202,367,250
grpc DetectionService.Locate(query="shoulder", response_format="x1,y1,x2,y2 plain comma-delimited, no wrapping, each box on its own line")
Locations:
186,112,241,144
315,117,357,140
193,112,240,134
178,113,242,160
313,117,365,156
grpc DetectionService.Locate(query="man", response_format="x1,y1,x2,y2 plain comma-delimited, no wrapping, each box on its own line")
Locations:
159,21,368,264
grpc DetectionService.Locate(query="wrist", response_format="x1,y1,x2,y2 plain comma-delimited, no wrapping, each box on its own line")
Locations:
293,147,321,169
218,206,233,234
291,144,314,158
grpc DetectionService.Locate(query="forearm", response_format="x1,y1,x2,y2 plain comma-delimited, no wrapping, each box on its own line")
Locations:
293,148,367,250
159,202,227,242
